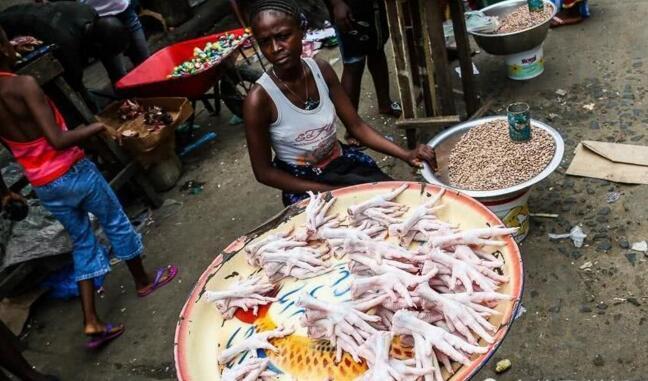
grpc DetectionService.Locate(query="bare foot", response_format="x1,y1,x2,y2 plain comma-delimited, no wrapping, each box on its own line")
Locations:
551,9,583,28
84,321,123,336
84,322,125,349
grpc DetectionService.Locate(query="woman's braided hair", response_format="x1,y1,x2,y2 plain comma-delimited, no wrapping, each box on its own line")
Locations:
248,0,308,29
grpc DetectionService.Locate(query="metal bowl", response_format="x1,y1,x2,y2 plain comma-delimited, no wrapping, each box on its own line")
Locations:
422,116,565,201
470,0,556,56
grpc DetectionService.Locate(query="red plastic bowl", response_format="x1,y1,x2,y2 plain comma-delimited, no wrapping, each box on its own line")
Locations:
116,28,249,99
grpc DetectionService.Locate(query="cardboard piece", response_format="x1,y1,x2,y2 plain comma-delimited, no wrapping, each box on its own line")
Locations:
0,289,47,335
566,141,648,184
97,97,193,154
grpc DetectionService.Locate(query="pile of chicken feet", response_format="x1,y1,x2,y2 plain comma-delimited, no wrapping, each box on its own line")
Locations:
206,184,518,381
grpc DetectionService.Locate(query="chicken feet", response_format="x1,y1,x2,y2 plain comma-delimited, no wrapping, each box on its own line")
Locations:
221,358,276,381
218,327,294,364
204,275,276,319
297,293,387,362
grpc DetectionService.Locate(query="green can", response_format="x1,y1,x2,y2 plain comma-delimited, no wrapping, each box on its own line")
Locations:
507,102,532,142
528,0,544,12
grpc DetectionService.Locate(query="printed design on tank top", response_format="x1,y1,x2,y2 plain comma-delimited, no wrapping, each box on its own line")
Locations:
293,123,338,166
258,58,341,167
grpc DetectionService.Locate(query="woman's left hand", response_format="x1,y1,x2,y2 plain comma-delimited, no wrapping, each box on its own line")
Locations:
405,144,437,170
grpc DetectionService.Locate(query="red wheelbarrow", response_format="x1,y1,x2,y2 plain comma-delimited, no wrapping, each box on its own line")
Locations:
116,28,262,118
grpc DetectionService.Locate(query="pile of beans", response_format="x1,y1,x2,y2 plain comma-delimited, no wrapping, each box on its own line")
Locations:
491,3,554,34
448,119,555,191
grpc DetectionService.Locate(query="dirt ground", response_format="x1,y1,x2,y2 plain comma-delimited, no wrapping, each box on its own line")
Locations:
16,0,648,380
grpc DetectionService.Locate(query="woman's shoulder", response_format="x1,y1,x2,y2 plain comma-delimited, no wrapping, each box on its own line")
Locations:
311,57,334,75
310,57,337,85
245,82,271,107
244,82,275,126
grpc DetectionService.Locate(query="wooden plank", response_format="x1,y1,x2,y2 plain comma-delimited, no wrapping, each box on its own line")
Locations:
421,0,456,116
417,0,440,116
468,97,495,121
384,0,417,148
401,0,429,114
16,53,64,85
396,115,461,130
449,0,479,116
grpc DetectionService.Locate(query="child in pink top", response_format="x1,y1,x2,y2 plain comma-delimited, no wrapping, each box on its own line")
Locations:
0,26,176,351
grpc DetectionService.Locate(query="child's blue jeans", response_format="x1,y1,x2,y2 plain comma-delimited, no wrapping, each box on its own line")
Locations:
33,159,143,282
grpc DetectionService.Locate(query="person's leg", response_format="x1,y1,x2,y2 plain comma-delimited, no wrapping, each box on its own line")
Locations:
100,55,128,84
0,321,58,381
366,49,395,114
78,279,121,337
75,161,149,290
33,164,114,337
340,58,367,146
52,208,113,335
367,0,401,116
124,257,149,290
118,4,150,65
78,160,176,294
340,58,366,111
551,0,585,27
128,27,150,65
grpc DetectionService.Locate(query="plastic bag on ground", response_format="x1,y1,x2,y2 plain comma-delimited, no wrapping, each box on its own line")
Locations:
548,225,587,248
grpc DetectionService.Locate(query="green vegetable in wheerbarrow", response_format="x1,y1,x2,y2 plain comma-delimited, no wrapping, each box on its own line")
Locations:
168,32,249,78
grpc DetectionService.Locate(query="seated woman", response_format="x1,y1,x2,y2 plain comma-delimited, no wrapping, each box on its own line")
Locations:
243,0,436,206
550,0,590,27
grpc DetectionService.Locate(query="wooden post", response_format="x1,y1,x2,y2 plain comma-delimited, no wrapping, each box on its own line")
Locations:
395,115,461,130
421,0,456,116
384,0,418,148
448,0,480,116
405,0,438,118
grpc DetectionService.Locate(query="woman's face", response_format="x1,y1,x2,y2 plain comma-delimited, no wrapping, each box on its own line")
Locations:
252,10,303,72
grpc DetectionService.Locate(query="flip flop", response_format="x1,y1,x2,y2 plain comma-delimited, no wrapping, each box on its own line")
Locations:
379,101,403,118
85,323,125,349
137,265,178,298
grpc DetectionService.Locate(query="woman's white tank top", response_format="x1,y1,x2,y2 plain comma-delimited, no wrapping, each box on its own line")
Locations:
256,58,339,166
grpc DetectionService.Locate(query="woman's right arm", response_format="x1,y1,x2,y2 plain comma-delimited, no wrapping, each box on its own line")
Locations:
243,86,335,194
